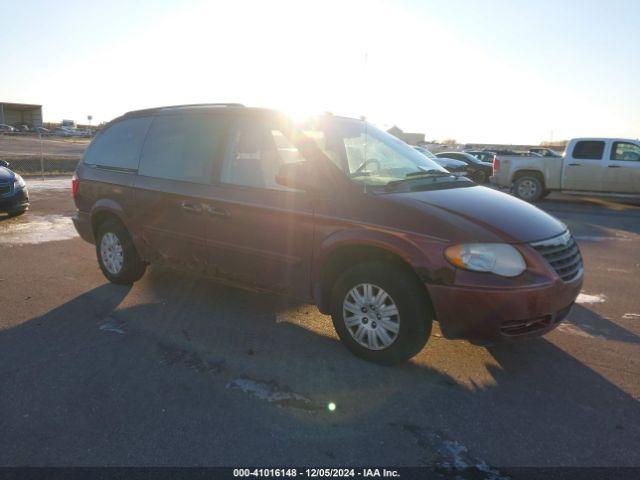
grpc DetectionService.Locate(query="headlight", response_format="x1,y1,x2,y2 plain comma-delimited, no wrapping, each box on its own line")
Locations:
14,174,26,190
445,243,526,277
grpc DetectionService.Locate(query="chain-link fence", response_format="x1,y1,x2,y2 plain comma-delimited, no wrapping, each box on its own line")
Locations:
0,132,85,177
2,156,80,177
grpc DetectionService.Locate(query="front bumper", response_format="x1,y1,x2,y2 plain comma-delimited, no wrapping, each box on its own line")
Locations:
427,273,583,341
0,187,29,213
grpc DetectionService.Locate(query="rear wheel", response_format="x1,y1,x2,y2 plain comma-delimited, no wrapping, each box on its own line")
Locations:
513,175,543,202
96,219,146,285
331,262,432,365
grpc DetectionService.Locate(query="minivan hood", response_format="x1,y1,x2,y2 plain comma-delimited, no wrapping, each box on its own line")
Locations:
395,185,565,243
0,167,14,182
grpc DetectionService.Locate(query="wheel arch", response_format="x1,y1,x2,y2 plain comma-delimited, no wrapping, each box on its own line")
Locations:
313,233,433,314
90,200,127,238
512,169,546,188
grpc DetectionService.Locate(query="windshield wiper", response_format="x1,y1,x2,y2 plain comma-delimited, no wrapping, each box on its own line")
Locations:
406,169,454,178
384,171,459,191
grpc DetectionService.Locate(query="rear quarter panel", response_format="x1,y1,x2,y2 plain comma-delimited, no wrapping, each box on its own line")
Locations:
499,156,562,189
75,163,138,238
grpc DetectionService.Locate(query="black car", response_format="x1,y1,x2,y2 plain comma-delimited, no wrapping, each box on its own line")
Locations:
0,160,29,217
436,151,493,183
413,146,469,176
465,150,496,164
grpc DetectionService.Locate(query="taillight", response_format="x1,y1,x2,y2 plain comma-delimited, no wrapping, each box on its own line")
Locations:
72,174,79,198
493,156,500,173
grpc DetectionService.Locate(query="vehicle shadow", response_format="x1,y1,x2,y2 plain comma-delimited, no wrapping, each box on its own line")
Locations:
561,304,640,344
1,269,639,467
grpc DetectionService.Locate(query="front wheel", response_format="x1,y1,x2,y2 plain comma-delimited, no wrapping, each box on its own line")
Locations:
331,262,432,365
513,175,543,202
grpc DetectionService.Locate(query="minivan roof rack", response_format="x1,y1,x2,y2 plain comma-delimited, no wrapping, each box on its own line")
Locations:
160,103,245,110
123,103,244,117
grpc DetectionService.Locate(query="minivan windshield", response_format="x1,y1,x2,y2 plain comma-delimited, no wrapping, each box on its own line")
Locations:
299,116,449,188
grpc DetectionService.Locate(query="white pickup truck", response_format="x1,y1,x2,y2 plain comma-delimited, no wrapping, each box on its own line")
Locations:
491,138,640,201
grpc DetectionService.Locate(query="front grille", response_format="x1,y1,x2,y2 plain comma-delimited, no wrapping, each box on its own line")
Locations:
531,232,583,282
0,182,11,197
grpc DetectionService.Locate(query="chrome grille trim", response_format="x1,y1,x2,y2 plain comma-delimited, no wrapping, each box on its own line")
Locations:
530,232,583,282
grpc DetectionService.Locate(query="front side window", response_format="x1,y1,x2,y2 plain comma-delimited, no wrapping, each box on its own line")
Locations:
83,117,152,170
300,116,447,187
138,114,225,184
573,141,604,160
611,142,640,162
221,119,306,191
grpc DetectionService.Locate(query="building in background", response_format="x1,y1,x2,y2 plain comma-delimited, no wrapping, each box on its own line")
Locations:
387,125,425,145
0,102,43,128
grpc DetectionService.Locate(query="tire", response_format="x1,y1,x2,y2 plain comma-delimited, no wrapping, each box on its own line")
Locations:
473,170,488,184
95,219,146,285
7,209,26,217
513,175,543,202
331,262,432,365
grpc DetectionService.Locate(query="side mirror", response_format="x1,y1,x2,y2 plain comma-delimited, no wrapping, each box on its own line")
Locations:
0,160,9,168
275,161,321,192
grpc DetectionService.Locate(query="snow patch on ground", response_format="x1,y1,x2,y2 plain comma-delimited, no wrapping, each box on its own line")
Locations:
227,377,319,410
24,178,71,191
0,214,77,245
576,293,606,304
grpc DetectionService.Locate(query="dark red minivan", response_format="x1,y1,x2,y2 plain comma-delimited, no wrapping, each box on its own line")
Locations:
72,104,583,364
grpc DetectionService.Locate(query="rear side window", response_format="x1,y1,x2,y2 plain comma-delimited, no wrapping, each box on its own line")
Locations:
572,141,604,160
83,117,152,170
138,114,225,184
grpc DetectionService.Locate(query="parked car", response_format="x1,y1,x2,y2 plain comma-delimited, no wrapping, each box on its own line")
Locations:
436,151,493,183
13,124,30,132
34,126,50,135
0,160,29,217
52,127,73,137
492,137,640,201
72,105,583,365
465,150,496,164
0,124,16,133
413,146,468,176
529,147,563,158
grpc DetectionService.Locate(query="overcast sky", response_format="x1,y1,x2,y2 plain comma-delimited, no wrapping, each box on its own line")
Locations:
2,0,639,143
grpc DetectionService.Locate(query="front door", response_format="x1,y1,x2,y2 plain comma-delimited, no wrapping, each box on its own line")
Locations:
562,140,606,191
204,114,315,299
603,141,640,194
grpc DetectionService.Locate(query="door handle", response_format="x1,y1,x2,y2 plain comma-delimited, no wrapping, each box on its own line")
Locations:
206,204,231,219
568,163,581,166
608,165,622,168
181,201,203,214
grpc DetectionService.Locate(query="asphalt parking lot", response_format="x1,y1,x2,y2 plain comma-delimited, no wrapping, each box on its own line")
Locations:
1,178,639,474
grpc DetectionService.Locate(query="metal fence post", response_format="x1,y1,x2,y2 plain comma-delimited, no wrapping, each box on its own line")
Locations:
39,132,44,181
